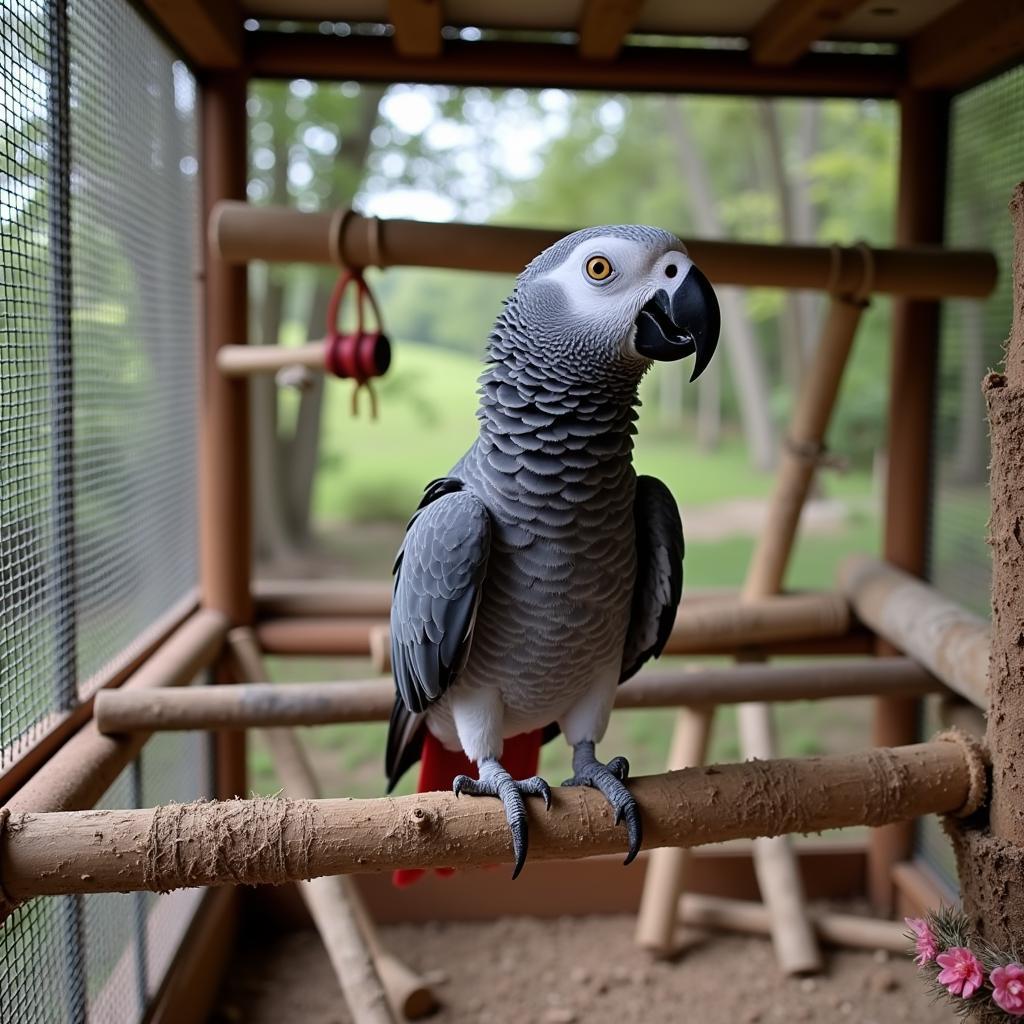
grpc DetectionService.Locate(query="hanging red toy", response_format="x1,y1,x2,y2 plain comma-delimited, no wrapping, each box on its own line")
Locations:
323,268,391,418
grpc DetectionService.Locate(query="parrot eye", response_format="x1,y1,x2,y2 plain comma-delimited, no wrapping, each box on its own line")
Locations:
585,255,614,282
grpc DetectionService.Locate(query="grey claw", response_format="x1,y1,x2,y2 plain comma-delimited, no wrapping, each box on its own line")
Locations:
607,756,630,782
452,774,472,797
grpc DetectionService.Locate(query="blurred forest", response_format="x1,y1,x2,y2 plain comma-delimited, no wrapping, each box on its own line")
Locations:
246,82,902,568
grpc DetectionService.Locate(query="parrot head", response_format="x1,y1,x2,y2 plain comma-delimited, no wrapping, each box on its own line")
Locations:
507,225,720,383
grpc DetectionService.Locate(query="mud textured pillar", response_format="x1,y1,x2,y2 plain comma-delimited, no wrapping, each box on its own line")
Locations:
952,183,1024,948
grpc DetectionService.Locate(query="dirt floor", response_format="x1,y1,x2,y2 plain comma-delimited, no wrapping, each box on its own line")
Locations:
212,914,956,1024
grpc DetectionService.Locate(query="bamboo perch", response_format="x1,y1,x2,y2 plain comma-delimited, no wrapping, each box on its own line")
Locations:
228,630,436,1023
838,555,990,709
634,707,713,956
92,658,939,735
254,578,395,618
210,202,997,300
217,341,328,378
358,591,851,672
252,580,736,620
0,737,984,907
733,296,868,974
677,894,912,954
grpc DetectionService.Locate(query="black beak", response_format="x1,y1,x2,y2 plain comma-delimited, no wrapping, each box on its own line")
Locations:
633,265,720,381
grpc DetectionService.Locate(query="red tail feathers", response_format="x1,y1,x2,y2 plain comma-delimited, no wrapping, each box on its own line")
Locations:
392,729,543,887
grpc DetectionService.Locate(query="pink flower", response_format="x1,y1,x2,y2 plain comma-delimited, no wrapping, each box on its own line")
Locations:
905,917,939,966
936,947,984,999
992,963,1024,1015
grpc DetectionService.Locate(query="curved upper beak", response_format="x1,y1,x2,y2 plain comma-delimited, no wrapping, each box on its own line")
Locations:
633,264,721,381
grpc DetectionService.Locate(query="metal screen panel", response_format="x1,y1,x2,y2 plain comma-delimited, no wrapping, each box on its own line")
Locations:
1,0,201,759
67,0,200,694
1,0,74,765
931,65,1024,616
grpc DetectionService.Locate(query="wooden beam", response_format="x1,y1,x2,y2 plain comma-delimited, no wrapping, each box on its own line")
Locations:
752,0,867,66
4,610,228,816
246,34,903,99
139,0,242,69
910,0,1024,90
578,0,644,60
388,0,443,59
0,739,985,907
211,201,998,299
869,87,950,912
840,556,989,709
92,658,940,735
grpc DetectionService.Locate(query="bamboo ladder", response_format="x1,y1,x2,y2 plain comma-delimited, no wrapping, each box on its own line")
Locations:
636,247,874,973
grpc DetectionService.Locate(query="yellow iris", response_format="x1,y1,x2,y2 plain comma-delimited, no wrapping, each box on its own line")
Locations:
585,255,613,281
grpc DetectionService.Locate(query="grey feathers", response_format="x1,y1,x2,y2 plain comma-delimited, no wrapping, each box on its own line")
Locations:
390,481,491,714
620,475,685,683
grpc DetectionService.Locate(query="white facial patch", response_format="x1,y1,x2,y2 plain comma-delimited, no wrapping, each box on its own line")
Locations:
535,234,693,357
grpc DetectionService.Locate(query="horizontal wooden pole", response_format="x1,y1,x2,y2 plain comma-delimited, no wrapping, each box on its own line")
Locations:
217,341,327,378
678,894,910,953
838,555,990,709
246,34,903,99
0,739,981,905
5,610,229,817
94,658,940,734
253,580,733,621
365,592,850,672
211,202,998,300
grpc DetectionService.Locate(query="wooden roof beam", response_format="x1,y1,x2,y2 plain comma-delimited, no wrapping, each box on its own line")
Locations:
752,0,867,66
578,0,645,60
247,35,903,99
139,0,242,69
388,0,443,59
909,0,1024,89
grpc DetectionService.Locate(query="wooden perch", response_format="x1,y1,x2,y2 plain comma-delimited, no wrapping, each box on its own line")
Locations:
228,630,436,1023
0,737,984,907
93,657,939,734
838,555,990,708
217,341,328,378
678,894,911,953
361,591,852,672
210,201,998,299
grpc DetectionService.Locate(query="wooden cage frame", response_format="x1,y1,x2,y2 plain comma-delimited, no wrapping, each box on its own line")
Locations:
2,1,1023,1020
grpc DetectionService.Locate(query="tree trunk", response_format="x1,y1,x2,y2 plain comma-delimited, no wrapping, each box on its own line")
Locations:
951,182,1024,950
758,100,806,393
662,99,776,470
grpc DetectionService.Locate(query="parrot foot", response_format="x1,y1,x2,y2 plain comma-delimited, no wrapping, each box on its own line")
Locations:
562,741,643,866
453,758,551,880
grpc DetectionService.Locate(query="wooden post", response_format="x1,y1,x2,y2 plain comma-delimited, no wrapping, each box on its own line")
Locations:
870,88,950,912
200,70,251,800
677,894,911,953
634,707,713,955
228,630,437,1022
951,183,1024,949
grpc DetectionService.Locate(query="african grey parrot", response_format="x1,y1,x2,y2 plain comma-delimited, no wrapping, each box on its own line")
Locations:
385,226,720,881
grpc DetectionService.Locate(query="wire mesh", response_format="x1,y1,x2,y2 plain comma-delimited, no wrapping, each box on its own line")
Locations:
0,0,75,765
67,0,201,696
931,65,1024,615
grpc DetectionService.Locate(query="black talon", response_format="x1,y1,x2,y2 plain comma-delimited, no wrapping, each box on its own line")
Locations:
563,741,644,865
450,758,551,879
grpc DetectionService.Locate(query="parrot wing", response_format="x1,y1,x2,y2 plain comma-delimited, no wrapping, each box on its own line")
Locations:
385,478,492,788
619,474,684,683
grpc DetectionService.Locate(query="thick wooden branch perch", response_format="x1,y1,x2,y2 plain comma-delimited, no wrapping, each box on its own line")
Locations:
92,658,939,735
838,555,990,708
0,737,984,909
